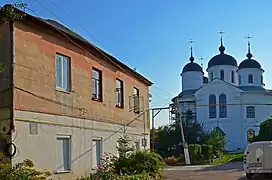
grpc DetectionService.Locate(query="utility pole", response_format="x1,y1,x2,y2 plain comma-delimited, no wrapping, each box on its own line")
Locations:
175,98,191,165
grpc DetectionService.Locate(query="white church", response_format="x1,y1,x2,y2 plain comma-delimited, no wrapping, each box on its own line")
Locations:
173,37,272,152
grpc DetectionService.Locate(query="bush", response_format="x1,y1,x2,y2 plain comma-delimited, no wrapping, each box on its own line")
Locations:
89,134,164,180
0,153,51,180
126,150,164,179
164,156,177,165
177,154,185,163
206,130,225,158
201,144,213,160
188,144,202,161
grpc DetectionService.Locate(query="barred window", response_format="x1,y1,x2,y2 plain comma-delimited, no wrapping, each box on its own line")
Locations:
246,106,255,118
219,94,227,118
209,94,216,118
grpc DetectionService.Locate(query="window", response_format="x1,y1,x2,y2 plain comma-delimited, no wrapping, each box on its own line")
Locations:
247,129,255,142
231,71,235,83
29,122,38,135
246,106,255,118
261,75,264,85
116,79,124,107
210,72,214,81
248,74,253,84
56,136,71,172
239,75,241,85
92,68,102,101
219,94,227,118
186,110,193,121
209,94,216,118
133,87,140,113
220,70,224,80
92,139,102,168
56,54,71,91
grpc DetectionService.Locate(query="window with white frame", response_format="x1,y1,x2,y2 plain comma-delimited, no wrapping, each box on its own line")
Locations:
246,106,255,118
92,68,102,101
56,136,71,172
116,79,124,107
56,54,71,91
92,139,102,169
219,94,227,118
209,94,216,118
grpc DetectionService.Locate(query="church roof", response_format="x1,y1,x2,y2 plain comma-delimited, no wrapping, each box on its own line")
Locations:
239,86,266,92
238,42,263,71
208,40,237,69
182,62,203,74
182,44,203,74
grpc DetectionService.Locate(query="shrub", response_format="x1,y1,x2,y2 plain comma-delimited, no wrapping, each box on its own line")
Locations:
206,130,225,158
201,144,213,160
188,144,202,161
177,154,185,163
0,153,51,180
126,150,164,179
118,173,151,180
164,156,177,165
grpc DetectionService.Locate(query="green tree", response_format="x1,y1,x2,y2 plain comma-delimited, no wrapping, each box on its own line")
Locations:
253,117,272,142
153,117,207,158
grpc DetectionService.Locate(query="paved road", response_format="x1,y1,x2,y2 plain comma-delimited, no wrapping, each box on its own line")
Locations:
164,162,271,180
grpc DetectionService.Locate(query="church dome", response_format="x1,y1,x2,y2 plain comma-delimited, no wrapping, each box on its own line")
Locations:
207,39,237,69
182,61,203,74
238,45,263,71
182,48,203,74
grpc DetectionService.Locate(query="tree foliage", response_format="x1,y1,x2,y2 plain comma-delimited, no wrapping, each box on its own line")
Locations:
252,117,272,142
153,118,208,158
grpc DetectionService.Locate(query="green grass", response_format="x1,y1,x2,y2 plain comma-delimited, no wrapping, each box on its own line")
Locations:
208,153,244,165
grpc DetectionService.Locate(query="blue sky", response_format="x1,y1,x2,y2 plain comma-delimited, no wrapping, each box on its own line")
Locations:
3,0,272,127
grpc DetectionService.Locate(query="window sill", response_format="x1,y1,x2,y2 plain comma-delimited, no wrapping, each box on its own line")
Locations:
54,170,71,174
92,97,103,102
56,88,71,94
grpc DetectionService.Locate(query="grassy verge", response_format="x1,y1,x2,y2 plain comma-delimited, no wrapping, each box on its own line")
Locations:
208,153,244,165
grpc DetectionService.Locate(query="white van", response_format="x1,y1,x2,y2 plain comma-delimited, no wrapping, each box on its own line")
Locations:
244,141,272,179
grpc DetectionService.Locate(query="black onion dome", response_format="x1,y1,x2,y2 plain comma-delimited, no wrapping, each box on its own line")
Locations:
238,59,262,70
207,39,237,69
238,45,263,71
182,45,204,74
182,62,203,74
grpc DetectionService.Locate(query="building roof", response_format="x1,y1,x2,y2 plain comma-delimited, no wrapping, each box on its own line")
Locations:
182,62,203,74
238,59,262,70
1,4,153,86
207,39,237,69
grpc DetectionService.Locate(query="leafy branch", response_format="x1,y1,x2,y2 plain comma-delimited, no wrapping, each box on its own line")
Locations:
1,3,27,22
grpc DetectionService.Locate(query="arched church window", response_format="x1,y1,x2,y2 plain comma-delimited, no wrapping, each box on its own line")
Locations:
261,75,264,85
238,75,241,85
220,70,224,80
231,71,235,83
209,94,216,118
248,74,253,84
210,72,214,81
219,94,227,118
186,110,193,121
247,129,255,142
246,106,255,118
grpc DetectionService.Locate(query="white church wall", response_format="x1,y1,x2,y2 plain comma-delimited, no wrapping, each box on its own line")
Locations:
207,65,238,86
182,71,203,91
237,68,264,87
195,79,243,151
241,92,272,148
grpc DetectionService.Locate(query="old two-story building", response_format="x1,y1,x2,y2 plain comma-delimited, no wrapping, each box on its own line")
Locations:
0,4,152,179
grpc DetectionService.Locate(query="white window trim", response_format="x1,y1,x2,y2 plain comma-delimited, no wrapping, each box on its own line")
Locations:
56,135,71,173
56,54,70,91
